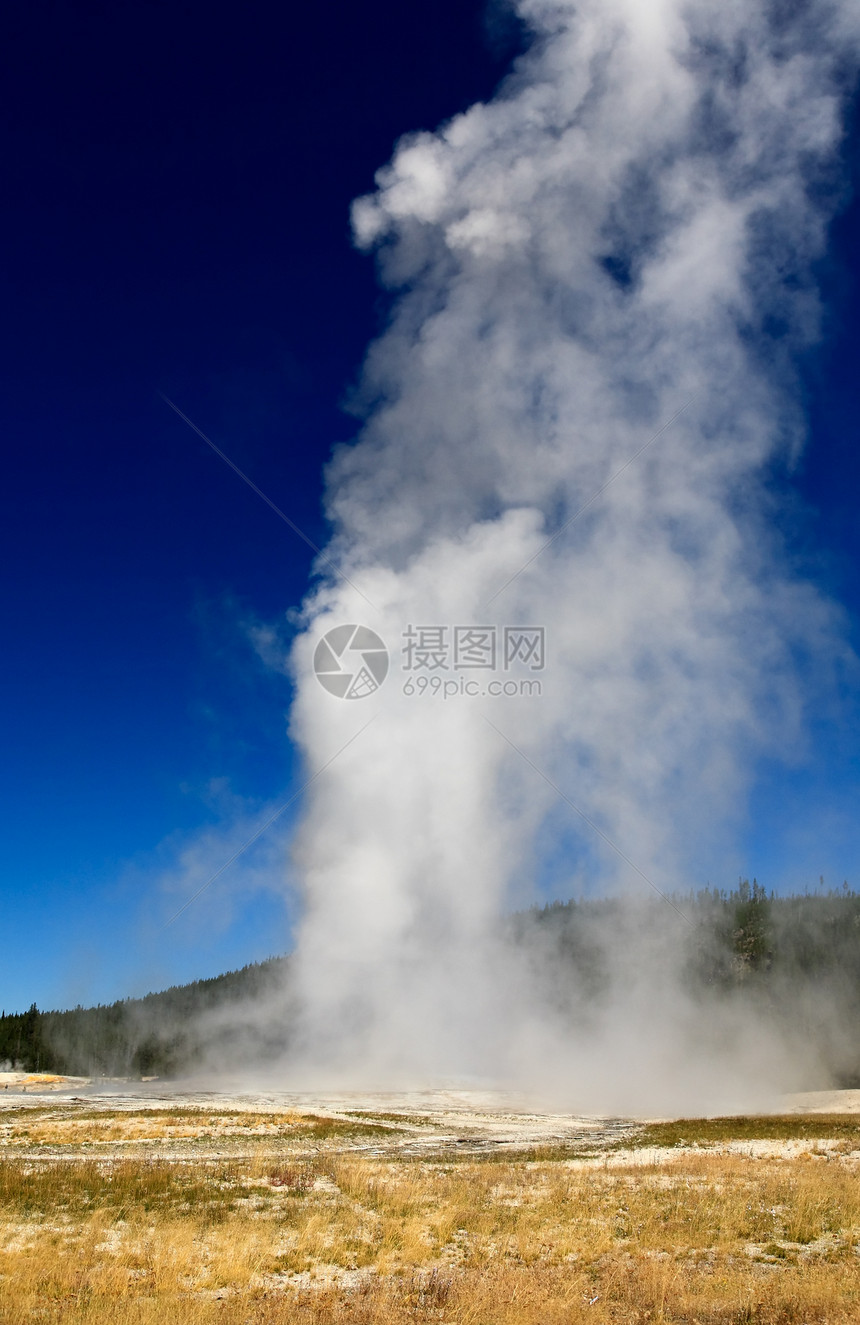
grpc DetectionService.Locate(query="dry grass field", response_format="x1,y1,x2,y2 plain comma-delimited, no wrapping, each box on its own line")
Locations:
1,1097,859,1323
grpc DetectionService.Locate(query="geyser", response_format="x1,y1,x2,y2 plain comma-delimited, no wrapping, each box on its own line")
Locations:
284,0,859,1110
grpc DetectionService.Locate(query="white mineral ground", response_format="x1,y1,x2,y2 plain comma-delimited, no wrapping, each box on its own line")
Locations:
1,1072,858,1153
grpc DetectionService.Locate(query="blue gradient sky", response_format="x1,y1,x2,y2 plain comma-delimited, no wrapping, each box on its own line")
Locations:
1,1,858,1015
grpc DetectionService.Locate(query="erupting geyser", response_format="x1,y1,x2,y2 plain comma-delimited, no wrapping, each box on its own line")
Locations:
285,0,859,1110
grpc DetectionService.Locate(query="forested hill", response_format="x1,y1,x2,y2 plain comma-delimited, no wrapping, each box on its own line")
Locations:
517,882,860,987
3,884,860,1082
0,955,288,1079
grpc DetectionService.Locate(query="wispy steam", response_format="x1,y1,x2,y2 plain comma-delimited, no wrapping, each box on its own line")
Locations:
286,0,859,1107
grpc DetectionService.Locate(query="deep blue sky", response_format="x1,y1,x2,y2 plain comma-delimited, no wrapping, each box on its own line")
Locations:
1,1,858,1015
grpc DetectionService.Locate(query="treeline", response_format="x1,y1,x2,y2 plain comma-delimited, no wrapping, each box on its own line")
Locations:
0,956,288,1079
520,880,860,988
3,884,860,1082
518,881,860,1086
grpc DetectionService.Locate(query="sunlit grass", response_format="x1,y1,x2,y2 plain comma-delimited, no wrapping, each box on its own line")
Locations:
629,1112,860,1147
0,1108,397,1148
1,1111,860,1322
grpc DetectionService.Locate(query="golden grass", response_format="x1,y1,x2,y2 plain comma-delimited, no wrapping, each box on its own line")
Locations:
1,1111,859,1322
0,1109,396,1148
630,1113,860,1147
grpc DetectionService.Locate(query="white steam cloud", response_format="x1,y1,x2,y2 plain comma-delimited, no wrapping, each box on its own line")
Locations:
285,0,859,1110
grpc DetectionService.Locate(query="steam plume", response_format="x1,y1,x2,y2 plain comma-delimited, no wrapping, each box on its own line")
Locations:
286,0,859,1108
